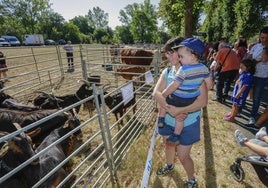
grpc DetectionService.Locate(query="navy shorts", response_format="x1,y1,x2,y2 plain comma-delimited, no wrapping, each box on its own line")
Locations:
158,117,200,146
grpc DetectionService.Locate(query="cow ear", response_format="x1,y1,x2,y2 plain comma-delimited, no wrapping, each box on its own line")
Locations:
0,141,9,157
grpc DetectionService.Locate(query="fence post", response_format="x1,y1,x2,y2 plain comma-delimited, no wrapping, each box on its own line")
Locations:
56,45,64,77
96,86,117,184
79,44,88,80
31,47,41,82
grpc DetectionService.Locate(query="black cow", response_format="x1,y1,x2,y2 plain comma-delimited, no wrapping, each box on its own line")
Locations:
104,92,136,125
0,125,75,187
0,108,81,145
33,83,93,114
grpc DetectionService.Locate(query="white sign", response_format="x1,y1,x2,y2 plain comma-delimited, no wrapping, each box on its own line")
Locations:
140,121,158,188
121,82,134,105
145,71,153,84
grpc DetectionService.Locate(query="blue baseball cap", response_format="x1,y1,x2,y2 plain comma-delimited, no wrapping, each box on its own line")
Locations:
172,37,205,57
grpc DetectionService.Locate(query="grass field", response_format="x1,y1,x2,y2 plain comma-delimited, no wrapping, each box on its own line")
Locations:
105,90,268,188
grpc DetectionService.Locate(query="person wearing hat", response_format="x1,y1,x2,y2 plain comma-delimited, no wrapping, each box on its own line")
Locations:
63,40,74,72
153,37,210,187
157,37,212,145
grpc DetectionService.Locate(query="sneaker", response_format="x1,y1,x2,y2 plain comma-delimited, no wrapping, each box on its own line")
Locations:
157,117,165,128
246,123,260,131
156,164,174,176
166,134,180,145
184,178,198,188
224,115,234,122
235,130,248,147
224,113,231,118
248,117,256,124
256,127,267,140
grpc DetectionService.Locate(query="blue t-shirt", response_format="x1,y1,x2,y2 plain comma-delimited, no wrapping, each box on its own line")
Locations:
173,63,209,98
163,66,201,128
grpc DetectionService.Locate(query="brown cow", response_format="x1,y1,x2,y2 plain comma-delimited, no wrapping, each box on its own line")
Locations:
120,49,154,66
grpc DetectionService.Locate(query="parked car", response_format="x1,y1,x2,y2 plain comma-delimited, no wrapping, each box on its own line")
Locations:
0,38,11,47
56,39,66,45
44,39,56,45
1,35,21,46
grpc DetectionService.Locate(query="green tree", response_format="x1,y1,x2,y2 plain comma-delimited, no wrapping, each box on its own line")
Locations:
119,0,158,43
202,0,268,42
234,0,267,39
87,7,109,29
113,26,134,44
62,22,81,44
39,11,65,39
71,16,94,35
158,0,204,37
0,0,50,34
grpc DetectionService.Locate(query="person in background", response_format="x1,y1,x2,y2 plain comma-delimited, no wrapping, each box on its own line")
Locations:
153,37,209,188
63,40,74,72
235,127,268,156
0,51,8,82
247,26,268,126
236,36,248,61
212,42,240,103
224,59,255,122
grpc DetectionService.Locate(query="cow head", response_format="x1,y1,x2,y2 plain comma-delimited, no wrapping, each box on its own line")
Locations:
0,131,39,174
75,83,93,100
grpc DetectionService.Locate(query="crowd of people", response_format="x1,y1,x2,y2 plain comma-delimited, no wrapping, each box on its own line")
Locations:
152,26,268,187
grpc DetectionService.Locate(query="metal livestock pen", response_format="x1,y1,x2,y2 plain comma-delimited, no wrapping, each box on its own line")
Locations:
0,44,166,187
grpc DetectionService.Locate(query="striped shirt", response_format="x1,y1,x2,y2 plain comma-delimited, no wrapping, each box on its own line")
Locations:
173,63,209,98
63,44,73,53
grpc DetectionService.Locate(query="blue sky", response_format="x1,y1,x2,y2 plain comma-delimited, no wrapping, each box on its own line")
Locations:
50,0,160,29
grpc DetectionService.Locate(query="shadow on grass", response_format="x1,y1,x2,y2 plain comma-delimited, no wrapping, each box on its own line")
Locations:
152,171,184,188
202,106,218,187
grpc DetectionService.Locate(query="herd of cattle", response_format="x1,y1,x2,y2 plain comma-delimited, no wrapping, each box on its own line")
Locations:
0,46,158,187
0,78,138,187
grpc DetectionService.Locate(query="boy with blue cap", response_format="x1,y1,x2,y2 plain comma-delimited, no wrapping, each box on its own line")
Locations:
157,37,212,145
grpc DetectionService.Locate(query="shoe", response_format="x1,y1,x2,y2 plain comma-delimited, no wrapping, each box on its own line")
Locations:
166,134,180,145
248,117,255,124
184,178,198,188
212,98,222,103
224,115,234,122
157,117,165,128
255,127,267,139
224,113,231,118
246,123,260,131
235,130,248,147
156,164,174,176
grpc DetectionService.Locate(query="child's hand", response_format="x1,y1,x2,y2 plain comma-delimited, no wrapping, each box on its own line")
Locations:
174,124,181,135
175,113,188,121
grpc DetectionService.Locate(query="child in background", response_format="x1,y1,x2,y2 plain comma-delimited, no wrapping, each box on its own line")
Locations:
157,37,212,145
224,59,256,122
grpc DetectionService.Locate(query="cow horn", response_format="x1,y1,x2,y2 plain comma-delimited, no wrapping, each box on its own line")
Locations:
77,79,91,86
13,123,27,138
0,141,9,157
26,128,41,138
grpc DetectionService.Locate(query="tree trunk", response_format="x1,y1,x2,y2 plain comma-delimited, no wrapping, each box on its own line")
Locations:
184,0,194,37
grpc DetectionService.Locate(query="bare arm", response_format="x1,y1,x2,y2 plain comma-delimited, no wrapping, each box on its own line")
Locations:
162,81,180,98
165,81,208,116
152,72,169,110
204,77,213,91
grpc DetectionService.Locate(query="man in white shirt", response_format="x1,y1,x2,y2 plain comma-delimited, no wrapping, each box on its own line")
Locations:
247,27,268,129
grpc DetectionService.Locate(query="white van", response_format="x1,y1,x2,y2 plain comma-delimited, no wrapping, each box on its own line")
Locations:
1,35,21,46
23,34,44,45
